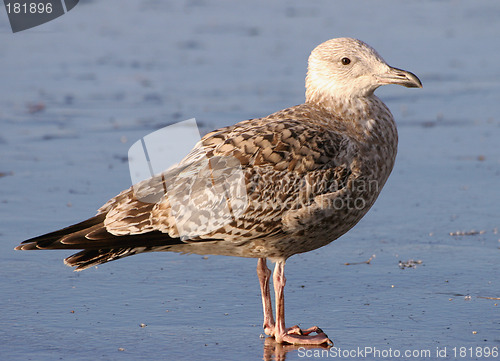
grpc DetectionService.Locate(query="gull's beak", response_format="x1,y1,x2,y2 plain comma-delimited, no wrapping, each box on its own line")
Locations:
376,66,423,88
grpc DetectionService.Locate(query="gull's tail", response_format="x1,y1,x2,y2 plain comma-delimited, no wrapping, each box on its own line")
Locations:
15,214,182,271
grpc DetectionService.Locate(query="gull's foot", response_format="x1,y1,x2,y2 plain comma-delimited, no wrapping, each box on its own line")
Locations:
269,325,333,345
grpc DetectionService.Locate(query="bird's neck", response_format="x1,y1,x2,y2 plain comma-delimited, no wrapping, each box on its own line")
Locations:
305,87,398,149
306,93,371,120
306,88,388,124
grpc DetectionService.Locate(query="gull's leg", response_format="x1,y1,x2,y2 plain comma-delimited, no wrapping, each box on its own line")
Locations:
272,260,333,345
272,260,287,341
257,258,275,335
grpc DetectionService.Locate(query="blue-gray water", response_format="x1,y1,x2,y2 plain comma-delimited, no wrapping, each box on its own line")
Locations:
1,1,499,360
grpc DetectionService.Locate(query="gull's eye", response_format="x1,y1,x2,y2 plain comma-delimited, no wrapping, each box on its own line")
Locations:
341,57,351,65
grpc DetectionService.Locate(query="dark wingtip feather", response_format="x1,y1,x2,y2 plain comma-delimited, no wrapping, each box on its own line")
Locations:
14,243,39,251
15,213,185,271
16,214,106,250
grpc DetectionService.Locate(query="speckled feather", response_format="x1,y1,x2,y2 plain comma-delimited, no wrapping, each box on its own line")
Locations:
16,38,422,270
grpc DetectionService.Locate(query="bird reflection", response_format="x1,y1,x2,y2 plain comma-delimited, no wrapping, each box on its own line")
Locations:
262,337,332,361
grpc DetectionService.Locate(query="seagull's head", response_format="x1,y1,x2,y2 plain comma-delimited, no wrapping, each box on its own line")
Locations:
306,37,422,105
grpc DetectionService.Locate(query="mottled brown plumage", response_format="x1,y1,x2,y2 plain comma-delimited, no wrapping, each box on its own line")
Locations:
16,38,421,345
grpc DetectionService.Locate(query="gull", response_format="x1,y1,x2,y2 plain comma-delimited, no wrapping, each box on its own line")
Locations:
16,37,422,345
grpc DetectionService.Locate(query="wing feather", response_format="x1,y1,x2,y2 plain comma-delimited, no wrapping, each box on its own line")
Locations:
102,104,359,241
16,103,363,267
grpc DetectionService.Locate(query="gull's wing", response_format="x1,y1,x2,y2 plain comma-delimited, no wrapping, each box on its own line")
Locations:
103,103,359,241
16,104,361,269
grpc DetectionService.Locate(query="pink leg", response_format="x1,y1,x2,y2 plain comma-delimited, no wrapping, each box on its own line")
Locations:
271,260,333,345
257,258,275,335
273,260,287,340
